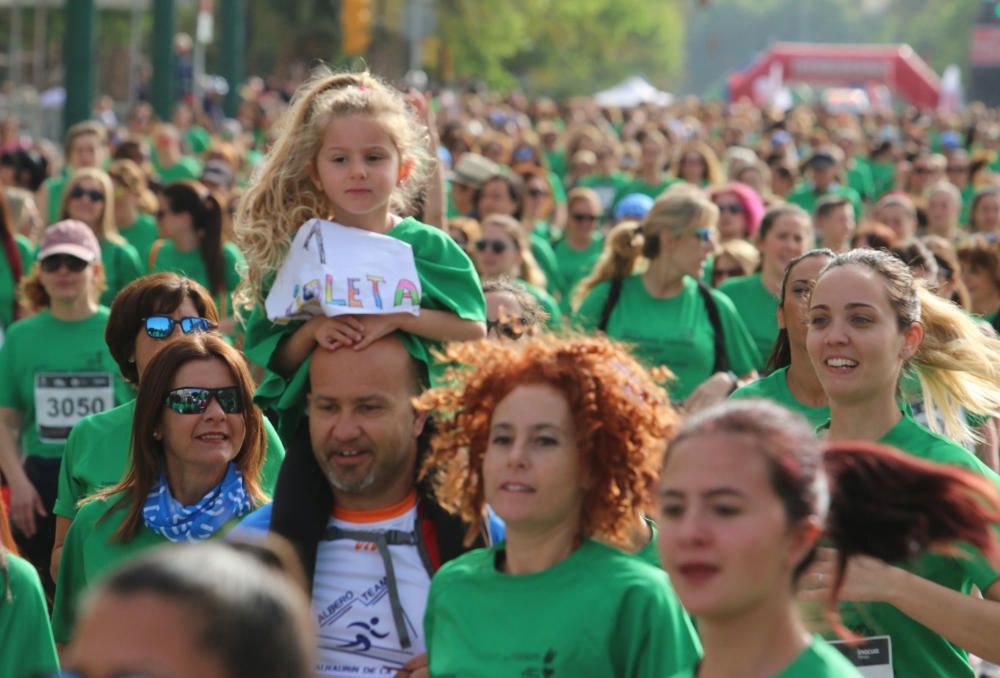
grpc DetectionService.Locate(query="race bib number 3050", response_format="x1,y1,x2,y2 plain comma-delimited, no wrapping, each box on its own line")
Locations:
34,373,113,444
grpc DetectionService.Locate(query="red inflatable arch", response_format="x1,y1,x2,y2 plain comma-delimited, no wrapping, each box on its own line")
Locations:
728,42,941,109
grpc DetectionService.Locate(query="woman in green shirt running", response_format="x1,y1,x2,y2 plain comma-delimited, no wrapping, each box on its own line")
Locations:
802,248,1000,676
660,399,1000,678
419,335,699,677
52,334,270,643
730,249,835,428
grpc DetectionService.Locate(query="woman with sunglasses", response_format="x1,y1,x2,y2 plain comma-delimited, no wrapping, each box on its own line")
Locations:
419,335,699,676
730,250,835,428
58,167,144,307
473,215,561,329
708,183,765,243
52,334,269,644
109,158,160,266
801,248,1000,676
553,188,605,313
718,204,813,373
50,273,286,578
577,185,758,408
152,180,244,338
0,220,129,596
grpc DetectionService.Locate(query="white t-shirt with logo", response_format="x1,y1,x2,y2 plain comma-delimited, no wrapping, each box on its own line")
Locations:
312,492,432,677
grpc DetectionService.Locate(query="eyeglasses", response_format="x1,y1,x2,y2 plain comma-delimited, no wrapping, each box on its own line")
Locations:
487,317,529,339
143,316,215,339
475,239,512,254
570,213,598,223
68,186,105,202
693,227,713,243
715,203,745,215
40,254,90,273
712,267,744,282
165,386,243,415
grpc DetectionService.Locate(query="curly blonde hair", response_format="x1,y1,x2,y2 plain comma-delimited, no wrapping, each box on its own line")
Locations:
234,67,434,310
417,334,678,547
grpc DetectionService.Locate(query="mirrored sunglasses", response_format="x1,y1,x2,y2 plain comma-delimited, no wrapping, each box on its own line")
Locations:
144,316,215,339
164,386,243,415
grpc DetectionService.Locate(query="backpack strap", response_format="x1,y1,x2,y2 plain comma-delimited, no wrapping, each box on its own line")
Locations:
697,280,729,374
148,238,165,271
598,276,625,332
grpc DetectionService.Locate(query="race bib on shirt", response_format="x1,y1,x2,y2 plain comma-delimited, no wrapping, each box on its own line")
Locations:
34,372,114,443
829,636,893,678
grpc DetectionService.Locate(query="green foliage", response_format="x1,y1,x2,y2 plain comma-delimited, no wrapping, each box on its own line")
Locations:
436,0,685,95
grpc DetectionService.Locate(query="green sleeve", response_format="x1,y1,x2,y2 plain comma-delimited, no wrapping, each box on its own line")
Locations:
51,502,94,643
712,289,762,376
53,423,85,518
531,237,564,297
574,280,612,331
223,243,245,295
1,555,59,677
259,416,286,497
616,573,701,677
0,329,20,409
394,221,486,321
548,170,567,205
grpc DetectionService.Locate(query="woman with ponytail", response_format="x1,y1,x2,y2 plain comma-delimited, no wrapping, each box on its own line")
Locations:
658,399,1000,678
576,184,759,407
154,180,244,337
802,248,1000,675
0,184,31,345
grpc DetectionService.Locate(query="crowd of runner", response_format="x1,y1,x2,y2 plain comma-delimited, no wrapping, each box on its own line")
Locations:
0,66,999,677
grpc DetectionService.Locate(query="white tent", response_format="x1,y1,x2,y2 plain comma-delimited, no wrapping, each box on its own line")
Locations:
594,76,673,108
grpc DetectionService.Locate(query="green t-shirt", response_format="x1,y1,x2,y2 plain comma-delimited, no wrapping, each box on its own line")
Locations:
868,160,897,200
0,308,129,459
151,240,244,318
425,539,701,677
0,234,34,333
529,230,564,297
846,161,875,203
635,515,660,568
576,275,760,402
580,173,631,215
553,234,604,314
718,273,779,372
154,156,203,184
787,183,862,221
611,177,678,211
826,414,1000,678
516,280,562,330
53,398,286,519
44,174,68,224
99,237,145,307
119,212,159,267
669,636,860,677
245,216,486,439
730,366,831,429
0,553,60,677
185,126,211,155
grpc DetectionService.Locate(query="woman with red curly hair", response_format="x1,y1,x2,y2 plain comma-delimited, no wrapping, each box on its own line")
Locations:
419,334,699,676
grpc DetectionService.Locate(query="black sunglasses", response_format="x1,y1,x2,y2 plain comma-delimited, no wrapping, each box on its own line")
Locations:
143,316,215,339
475,239,511,254
68,186,105,202
570,213,598,223
165,386,243,415
40,254,89,273
715,203,745,215
487,317,529,339
527,188,550,198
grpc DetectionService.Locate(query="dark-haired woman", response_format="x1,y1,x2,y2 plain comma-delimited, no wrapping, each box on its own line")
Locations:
153,181,245,337
718,204,812,372
50,273,285,578
730,250,834,428
52,334,270,643
803,248,1000,676
659,399,1000,677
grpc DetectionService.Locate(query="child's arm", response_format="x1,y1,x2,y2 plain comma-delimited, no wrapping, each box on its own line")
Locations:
271,315,367,376
352,310,485,350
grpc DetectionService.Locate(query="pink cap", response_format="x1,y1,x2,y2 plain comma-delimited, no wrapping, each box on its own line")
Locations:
38,220,101,263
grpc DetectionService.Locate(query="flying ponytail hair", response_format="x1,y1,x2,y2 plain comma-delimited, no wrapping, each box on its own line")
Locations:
162,181,226,296
818,248,1000,444
572,219,645,311
668,400,1000,636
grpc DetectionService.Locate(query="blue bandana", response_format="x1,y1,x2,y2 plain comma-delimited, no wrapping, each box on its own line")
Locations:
142,462,254,542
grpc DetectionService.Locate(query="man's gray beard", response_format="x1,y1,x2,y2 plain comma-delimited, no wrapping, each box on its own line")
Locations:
324,465,376,494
